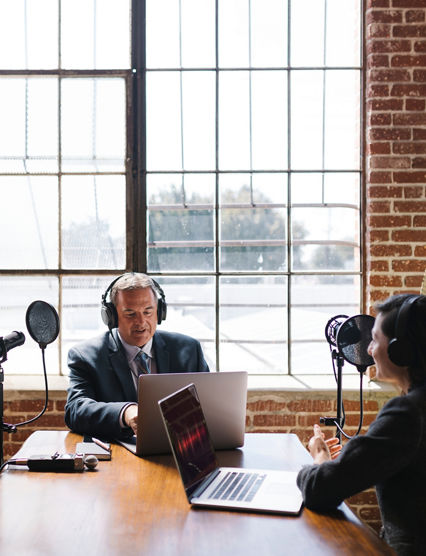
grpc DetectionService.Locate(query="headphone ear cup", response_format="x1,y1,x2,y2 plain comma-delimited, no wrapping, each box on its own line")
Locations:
157,298,167,325
387,337,412,367
101,301,118,330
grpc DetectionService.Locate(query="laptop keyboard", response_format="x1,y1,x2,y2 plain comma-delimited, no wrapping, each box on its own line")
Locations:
208,471,266,502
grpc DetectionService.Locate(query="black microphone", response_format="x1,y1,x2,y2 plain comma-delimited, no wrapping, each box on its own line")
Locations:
0,331,25,360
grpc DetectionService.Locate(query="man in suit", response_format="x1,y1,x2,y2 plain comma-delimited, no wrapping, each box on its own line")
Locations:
65,273,209,440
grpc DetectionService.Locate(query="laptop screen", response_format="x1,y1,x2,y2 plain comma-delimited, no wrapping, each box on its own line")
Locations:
159,384,218,497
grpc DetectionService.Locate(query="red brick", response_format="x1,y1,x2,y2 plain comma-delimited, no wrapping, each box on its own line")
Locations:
369,230,390,242
406,98,426,110
367,84,390,97
369,185,403,197
369,128,410,141
392,259,426,272
370,156,410,168
369,214,411,227
370,260,389,271
395,200,426,212
368,23,392,39
253,414,296,427
391,84,426,96
369,113,392,126
344,400,379,411
367,10,402,24
367,54,389,68
392,229,426,242
393,25,426,38
414,215,426,225
414,40,426,51
368,171,392,183
367,200,392,213
414,128,426,140
370,275,403,287
393,112,426,126
368,142,391,155
405,275,425,287
404,186,424,197
415,245,426,256
414,69,426,81
370,244,412,256
393,171,426,183
393,142,426,154
370,39,411,53
407,10,426,23
412,157,426,168
369,68,411,81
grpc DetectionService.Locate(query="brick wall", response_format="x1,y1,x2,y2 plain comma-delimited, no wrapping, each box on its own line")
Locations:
366,0,426,306
3,387,394,534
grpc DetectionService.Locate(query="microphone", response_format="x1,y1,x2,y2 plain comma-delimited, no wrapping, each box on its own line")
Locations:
0,331,25,361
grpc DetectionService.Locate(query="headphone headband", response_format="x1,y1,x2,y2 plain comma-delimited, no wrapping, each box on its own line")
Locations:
387,295,419,367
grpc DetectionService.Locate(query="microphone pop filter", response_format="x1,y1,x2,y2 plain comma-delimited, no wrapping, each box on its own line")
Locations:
336,314,375,372
25,300,60,349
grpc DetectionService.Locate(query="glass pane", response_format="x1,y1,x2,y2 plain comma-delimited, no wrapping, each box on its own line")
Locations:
154,275,215,369
61,78,125,172
219,72,250,170
0,176,58,269
61,0,130,69
251,0,288,67
146,0,180,68
0,276,59,374
181,72,215,170
252,71,287,170
61,175,125,269
147,174,215,272
291,173,360,206
146,72,182,171
0,78,58,173
291,70,323,170
291,0,325,67
219,0,249,68
62,275,114,372
0,0,58,70
324,71,360,170
181,0,215,67
326,0,361,67
220,276,287,373
292,206,359,271
220,174,287,272
291,274,360,374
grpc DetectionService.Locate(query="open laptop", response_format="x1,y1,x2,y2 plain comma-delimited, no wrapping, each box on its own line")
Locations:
158,383,304,515
117,371,247,456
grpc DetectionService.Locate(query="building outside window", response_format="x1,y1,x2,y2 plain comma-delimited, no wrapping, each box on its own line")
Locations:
0,0,361,378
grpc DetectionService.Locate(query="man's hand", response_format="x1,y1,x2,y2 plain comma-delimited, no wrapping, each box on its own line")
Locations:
307,424,342,464
123,404,138,435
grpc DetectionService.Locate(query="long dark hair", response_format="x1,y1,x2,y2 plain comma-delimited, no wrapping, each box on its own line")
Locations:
374,294,426,387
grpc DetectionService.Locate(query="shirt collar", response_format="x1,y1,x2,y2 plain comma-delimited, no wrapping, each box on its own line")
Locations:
117,332,154,362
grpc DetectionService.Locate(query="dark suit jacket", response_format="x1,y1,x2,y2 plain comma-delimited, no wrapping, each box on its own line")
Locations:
297,386,426,555
65,329,209,439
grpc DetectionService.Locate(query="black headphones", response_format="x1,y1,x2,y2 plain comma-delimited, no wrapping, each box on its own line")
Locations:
387,295,419,367
101,273,167,330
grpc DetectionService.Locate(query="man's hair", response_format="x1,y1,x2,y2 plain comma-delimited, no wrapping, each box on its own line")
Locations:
374,293,426,386
110,273,159,306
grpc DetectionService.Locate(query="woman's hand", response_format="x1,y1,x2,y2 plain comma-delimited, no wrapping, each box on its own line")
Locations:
307,424,342,464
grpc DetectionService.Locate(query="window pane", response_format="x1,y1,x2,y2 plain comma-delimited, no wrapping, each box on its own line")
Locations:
252,71,287,170
155,275,215,369
0,0,58,70
147,174,215,272
219,0,249,68
291,173,360,206
220,276,287,373
251,0,288,67
61,0,130,69
61,175,125,269
324,71,360,170
61,78,125,172
326,0,361,67
291,0,324,67
0,78,58,173
0,276,59,374
219,72,250,170
62,275,113,371
146,0,180,68
0,176,58,269
291,274,360,374
291,70,323,170
146,72,182,171
292,206,359,271
220,174,287,272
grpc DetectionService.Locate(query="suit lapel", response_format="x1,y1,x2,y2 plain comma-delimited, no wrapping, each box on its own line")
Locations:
108,330,137,401
153,332,170,373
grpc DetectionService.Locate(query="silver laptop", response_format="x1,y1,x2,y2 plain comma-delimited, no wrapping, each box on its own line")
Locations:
117,371,247,456
158,383,303,515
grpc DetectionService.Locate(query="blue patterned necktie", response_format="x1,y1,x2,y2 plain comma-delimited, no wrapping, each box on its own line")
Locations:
135,351,150,375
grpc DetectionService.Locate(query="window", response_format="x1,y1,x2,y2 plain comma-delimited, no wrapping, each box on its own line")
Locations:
0,0,361,377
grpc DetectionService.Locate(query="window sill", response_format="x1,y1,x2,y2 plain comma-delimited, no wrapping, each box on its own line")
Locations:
3,373,397,396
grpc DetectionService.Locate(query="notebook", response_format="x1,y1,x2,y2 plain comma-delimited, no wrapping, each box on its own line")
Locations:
117,371,247,456
158,383,304,515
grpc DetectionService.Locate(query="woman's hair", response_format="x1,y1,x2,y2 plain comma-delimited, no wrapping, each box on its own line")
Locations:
374,293,426,386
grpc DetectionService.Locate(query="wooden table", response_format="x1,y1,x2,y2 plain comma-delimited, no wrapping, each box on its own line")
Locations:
0,431,394,556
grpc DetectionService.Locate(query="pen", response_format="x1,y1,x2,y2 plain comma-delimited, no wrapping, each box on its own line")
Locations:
92,437,111,452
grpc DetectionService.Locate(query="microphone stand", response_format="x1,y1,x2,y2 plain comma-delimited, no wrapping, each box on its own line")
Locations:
0,341,17,467
320,347,345,442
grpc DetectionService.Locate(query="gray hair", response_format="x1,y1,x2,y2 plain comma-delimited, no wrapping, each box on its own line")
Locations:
110,273,159,306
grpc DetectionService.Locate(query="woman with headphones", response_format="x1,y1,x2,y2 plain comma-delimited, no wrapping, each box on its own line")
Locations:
297,294,426,556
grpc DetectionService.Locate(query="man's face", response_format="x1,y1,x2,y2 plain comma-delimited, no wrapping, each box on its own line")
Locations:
115,287,158,347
